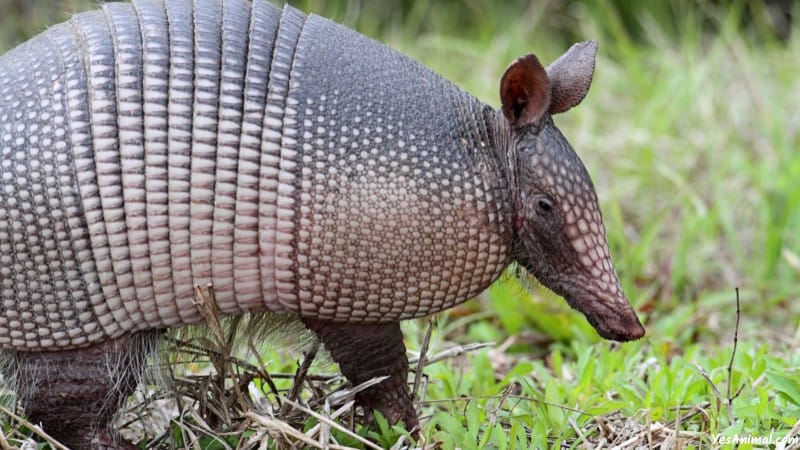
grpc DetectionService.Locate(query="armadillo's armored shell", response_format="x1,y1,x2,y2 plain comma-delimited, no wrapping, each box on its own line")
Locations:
0,0,513,351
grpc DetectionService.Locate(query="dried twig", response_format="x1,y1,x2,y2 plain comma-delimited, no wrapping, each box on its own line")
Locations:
409,342,495,365
694,287,744,426
694,364,725,408
194,284,247,417
569,416,591,447
263,398,385,450
412,319,435,402
726,288,745,408
278,339,320,418
0,426,9,450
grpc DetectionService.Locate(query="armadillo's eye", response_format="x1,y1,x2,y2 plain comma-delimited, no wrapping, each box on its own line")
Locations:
536,195,554,214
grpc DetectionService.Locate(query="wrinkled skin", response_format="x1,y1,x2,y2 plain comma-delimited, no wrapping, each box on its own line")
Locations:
500,42,645,341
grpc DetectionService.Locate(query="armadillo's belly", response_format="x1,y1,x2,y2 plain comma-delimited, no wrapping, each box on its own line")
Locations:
0,0,295,351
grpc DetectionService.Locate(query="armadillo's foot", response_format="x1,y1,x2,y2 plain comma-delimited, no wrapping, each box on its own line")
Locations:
302,320,418,433
14,331,160,449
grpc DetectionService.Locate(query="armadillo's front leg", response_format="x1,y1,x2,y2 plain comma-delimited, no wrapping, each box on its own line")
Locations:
302,320,418,433
14,331,160,449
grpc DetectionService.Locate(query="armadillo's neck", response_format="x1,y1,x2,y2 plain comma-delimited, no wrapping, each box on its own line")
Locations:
487,110,515,188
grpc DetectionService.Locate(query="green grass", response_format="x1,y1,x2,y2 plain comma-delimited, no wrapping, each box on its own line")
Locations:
1,1,799,449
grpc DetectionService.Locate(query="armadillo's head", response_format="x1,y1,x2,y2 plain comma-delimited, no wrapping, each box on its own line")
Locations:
497,42,645,341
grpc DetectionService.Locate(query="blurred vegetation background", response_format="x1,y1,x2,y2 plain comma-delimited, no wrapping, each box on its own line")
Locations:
0,0,793,48
1,0,799,447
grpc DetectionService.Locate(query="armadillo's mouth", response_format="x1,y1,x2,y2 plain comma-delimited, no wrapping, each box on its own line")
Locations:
563,290,645,342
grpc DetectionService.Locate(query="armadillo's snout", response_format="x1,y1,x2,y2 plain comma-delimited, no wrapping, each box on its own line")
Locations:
515,237,646,342
576,290,645,341
562,222,646,342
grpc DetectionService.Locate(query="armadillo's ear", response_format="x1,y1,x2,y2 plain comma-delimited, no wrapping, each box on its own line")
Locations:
545,40,597,114
499,54,551,128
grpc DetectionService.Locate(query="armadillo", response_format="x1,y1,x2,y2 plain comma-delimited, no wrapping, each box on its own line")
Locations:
0,0,645,447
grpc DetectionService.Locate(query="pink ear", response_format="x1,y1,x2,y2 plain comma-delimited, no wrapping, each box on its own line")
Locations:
499,54,551,128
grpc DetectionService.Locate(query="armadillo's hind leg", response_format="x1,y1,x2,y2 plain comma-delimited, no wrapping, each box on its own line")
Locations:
14,331,161,449
302,320,418,434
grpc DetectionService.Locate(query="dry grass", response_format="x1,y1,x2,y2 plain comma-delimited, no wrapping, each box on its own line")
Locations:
0,289,715,449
